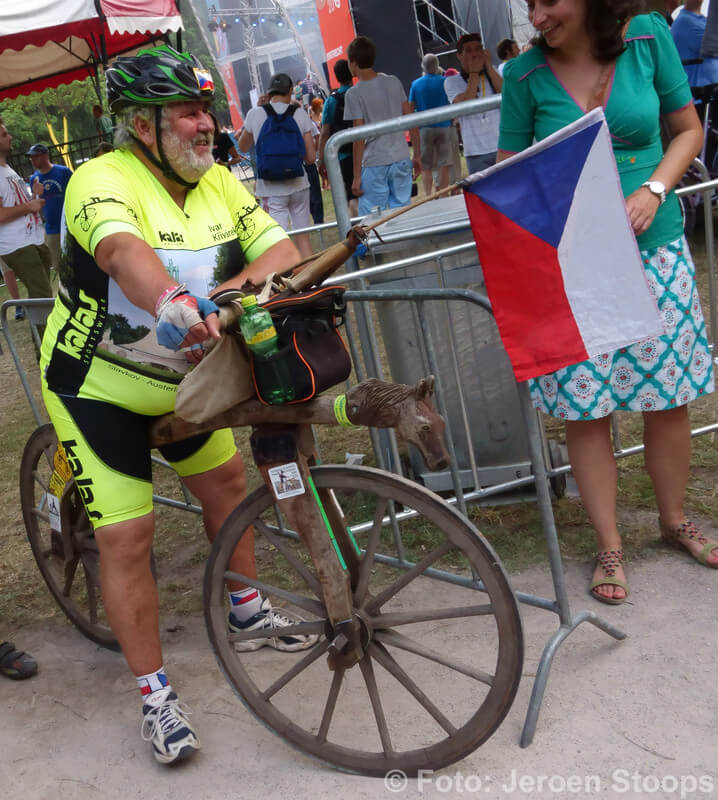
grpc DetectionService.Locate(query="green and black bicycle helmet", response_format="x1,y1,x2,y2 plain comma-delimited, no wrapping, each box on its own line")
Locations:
106,44,215,112
105,44,215,189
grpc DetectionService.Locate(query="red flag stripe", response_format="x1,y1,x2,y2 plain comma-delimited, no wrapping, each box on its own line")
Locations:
464,191,589,381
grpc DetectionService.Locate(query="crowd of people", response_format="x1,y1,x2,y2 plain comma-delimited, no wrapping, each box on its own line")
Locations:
3,0,718,768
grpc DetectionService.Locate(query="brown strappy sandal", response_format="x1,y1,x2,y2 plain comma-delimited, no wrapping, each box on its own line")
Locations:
659,520,718,568
590,547,629,605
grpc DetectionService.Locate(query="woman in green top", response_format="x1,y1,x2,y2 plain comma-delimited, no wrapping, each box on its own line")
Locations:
498,0,718,605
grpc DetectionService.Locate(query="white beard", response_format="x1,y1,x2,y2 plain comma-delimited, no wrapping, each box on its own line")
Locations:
161,125,214,183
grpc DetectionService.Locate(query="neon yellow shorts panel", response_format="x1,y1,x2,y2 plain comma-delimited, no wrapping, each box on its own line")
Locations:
41,384,237,529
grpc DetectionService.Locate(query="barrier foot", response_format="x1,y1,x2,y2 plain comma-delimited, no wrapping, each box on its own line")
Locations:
519,610,626,748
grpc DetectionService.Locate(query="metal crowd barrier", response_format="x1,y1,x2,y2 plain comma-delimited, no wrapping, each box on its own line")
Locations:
325,95,500,240
2,93,717,746
2,287,628,749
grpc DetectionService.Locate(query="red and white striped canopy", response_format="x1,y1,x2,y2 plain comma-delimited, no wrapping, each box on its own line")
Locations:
0,0,183,100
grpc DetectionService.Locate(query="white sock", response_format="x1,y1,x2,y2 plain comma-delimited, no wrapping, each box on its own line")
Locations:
228,588,263,621
136,666,172,704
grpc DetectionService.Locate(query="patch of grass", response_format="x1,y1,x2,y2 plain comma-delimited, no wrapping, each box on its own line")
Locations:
158,581,203,616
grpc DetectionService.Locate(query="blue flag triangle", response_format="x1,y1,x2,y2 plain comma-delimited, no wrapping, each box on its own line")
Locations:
465,119,603,248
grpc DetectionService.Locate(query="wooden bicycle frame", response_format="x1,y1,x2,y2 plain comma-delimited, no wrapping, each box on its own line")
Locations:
145,225,450,669
149,377,448,670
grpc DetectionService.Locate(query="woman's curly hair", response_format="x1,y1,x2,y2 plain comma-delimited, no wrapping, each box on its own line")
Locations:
535,0,646,63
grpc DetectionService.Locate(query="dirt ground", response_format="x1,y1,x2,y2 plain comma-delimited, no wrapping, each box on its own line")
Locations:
2,552,715,800
2,222,716,800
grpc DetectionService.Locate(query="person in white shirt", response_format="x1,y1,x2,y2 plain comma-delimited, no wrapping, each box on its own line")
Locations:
444,33,503,174
0,118,52,324
238,73,316,259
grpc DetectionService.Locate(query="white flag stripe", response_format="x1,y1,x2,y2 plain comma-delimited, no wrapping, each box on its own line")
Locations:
464,107,607,184
557,119,664,355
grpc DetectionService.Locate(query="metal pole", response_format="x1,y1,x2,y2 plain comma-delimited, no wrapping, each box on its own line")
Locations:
271,1,328,93
240,0,262,96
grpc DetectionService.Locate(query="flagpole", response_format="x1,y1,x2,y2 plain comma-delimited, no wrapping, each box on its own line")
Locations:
359,182,462,235
261,181,469,282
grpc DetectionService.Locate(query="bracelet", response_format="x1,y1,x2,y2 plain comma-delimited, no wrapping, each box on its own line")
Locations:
154,283,184,317
334,394,355,428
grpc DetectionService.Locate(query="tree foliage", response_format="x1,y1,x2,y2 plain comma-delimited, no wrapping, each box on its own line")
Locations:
106,313,150,345
0,81,100,163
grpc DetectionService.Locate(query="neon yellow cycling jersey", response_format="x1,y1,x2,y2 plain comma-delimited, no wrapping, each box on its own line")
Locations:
42,148,286,403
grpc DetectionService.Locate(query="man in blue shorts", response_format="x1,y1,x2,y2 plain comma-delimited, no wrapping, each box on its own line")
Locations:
343,36,421,215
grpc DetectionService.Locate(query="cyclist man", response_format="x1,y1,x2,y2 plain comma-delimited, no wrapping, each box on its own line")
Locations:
39,45,314,765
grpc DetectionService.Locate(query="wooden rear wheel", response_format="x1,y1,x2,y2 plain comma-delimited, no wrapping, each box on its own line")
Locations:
19,424,119,650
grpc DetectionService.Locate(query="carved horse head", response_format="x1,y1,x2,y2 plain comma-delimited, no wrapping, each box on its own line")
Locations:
346,376,449,472
394,377,449,472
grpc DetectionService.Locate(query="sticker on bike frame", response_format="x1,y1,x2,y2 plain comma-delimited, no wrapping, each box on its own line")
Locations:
54,443,73,482
45,492,61,532
49,442,73,498
268,462,305,500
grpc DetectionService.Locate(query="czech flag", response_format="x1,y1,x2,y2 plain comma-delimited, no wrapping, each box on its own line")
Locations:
194,68,215,95
463,108,664,382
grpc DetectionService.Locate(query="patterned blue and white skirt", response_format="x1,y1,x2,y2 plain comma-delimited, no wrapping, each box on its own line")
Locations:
530,235,715,420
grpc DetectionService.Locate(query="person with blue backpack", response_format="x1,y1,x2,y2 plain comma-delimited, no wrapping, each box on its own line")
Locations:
238,73,315,258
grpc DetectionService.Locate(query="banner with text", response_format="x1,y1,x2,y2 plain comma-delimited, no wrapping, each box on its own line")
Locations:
217,61,243,131
315,0,356,88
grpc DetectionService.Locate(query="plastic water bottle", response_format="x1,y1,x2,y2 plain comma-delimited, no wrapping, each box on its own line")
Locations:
239,295,295,404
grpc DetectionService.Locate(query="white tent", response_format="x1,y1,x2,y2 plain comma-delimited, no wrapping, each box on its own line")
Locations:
450,0,532,60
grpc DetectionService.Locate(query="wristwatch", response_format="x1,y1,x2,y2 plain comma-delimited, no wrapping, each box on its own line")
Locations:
641,180,666,205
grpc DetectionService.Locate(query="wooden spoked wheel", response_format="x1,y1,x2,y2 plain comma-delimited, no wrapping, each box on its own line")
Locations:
20,424,119,650
204,465,523,776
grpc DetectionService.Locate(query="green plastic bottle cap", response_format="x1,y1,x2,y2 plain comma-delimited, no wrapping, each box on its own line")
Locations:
240,294,258,309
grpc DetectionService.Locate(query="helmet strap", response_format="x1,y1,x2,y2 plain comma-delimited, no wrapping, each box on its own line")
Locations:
131,106,199,190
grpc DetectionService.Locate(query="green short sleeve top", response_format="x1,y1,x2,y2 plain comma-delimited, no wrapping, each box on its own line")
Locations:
498,12,693,250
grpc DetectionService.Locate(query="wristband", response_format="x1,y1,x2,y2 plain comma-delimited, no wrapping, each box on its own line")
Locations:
334,394,355,427
155,283,184,318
